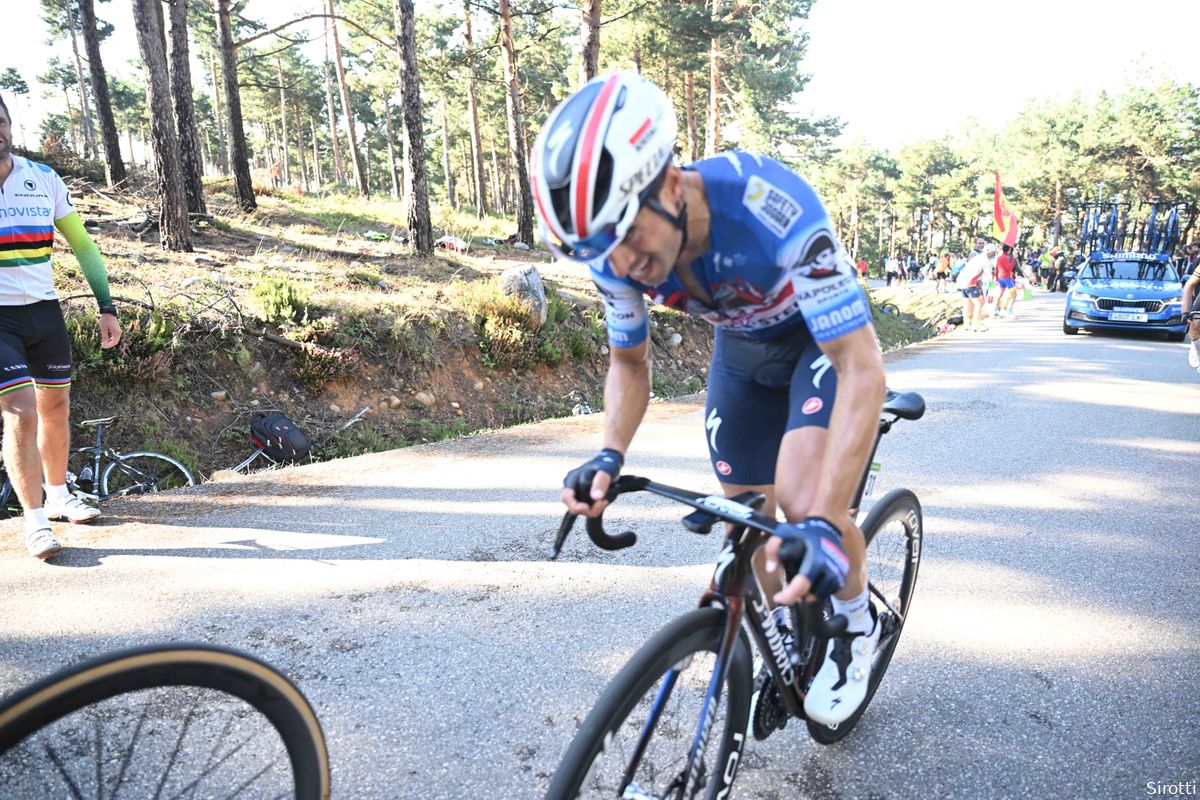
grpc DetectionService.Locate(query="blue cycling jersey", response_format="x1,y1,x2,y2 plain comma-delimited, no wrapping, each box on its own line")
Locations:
591,151,871,349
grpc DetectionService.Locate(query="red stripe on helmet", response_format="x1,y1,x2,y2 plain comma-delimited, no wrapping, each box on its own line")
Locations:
574,74,620,239
629,118,652,145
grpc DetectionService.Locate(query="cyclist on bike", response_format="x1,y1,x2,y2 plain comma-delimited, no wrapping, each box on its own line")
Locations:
0,95,122,559
537,72,887,726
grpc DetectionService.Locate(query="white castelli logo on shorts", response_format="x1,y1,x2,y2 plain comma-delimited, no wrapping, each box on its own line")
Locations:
706,408,723,452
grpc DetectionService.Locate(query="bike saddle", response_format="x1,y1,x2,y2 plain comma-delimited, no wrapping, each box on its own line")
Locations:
882,389,925,420
80,416,119,427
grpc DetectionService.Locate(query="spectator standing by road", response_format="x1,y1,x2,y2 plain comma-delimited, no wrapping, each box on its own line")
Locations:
856,256,869,283
994,244,1019,317
935,252,951,293
0,96,122,560
956,242,996,332
885,256,900,286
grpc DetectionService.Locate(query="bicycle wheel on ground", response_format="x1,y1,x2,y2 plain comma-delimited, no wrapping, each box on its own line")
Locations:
0,643,330,799
101,451,195,498
545,607,753,800
807,488,923,744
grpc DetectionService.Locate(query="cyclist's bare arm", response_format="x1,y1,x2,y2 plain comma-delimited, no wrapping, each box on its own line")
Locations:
560,340,652,517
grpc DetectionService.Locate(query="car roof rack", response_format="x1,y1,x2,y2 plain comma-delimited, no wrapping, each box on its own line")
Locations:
1074,198,1194,261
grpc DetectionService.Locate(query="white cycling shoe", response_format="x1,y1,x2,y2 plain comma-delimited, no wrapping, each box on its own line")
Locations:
1188,339,1200,371
803,611,880,726
44,494,101,524
24,527,62,560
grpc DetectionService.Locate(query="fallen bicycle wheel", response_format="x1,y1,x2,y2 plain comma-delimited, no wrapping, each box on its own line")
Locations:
0,644,330,799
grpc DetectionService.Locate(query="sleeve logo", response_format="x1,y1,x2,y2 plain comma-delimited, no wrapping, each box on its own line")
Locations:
742,176,802,238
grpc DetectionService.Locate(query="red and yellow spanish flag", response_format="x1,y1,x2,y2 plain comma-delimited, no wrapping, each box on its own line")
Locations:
992,172,1019,247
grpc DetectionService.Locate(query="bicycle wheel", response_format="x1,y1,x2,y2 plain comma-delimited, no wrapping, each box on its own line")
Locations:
101,451,195,497
545,607,753,800
807,488,923,744
0,643,330,799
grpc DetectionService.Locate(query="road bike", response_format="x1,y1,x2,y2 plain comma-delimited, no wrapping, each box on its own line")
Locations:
0,643,331,799
544,389,925,799
67,415,195,502
0,417,194,519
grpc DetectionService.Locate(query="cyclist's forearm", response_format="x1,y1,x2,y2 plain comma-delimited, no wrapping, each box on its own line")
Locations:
809,345,885,524
55,211,113,308
602,352,652,455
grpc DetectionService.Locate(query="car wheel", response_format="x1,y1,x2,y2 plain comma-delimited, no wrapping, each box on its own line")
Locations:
1063,321,1079,335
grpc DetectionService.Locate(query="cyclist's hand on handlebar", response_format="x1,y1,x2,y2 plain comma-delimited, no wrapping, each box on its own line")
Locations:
764,517,850,605
561,449,623,517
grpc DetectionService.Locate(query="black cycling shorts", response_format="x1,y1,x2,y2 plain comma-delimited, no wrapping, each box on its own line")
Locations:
0,300,73,396
703,328,837,486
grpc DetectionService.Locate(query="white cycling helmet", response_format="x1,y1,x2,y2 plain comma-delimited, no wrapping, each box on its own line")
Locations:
531,70,678,262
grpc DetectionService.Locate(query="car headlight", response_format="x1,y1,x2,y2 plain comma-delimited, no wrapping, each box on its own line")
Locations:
1165,295,1183,306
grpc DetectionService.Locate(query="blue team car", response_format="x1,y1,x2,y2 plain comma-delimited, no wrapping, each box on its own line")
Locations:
1062,252,1187,340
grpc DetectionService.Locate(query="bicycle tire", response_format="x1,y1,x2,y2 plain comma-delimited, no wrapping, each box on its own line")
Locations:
545,607,753,800
807,488,923,744
0,643,330,799
101,451,195,497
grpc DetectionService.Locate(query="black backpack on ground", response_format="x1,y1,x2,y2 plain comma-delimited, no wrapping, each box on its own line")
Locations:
250,412,311,461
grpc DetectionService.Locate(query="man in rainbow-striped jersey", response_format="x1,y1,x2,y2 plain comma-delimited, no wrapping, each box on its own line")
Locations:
0,95,122,559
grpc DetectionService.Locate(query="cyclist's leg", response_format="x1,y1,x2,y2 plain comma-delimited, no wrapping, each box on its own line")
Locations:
774,341,867,600
0,309,44,511
26,301,74,487
703,330,790,598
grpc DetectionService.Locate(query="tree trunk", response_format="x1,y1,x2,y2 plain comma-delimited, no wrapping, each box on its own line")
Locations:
580,0,601,83
322,57,344,184
216,0,255,212
460,141,475,208
489,135,503,215
1053,177,1063,245
441,98,456,208
76,0,126,185
706,27,721,157
294,103,308,192
276,59,291,185
462,1,488,217
684,70,698,162
208,50,229,174
309,117,322,189
329,0,368,196
167,0,206,215
498,0,534,244
125,128,135,167
132,0,191,250
382,99,400,199
394,0,432,253
64,0,98,159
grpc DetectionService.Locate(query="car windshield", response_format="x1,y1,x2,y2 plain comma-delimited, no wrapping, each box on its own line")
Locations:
1077,260,1179,282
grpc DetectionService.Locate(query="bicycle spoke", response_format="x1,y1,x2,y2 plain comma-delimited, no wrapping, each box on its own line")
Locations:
44,743,88,800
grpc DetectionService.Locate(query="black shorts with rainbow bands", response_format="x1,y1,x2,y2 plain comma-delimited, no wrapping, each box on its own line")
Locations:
703,327,836,486
0,300,73,396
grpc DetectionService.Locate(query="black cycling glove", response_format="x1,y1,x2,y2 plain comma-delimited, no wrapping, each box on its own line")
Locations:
775,517,850,600
563,448,624,504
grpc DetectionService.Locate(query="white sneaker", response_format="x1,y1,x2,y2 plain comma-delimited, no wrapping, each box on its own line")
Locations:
1188,340,1200,371
44,494,101,524
24,527,62,560
804,613,881,726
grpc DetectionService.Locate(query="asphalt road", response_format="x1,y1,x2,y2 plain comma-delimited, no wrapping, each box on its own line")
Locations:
1,290,1197,799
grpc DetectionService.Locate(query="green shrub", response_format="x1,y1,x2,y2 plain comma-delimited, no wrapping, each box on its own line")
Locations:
251,276,309,325
291,343,361,389
538,340,562,366
565,329,593,360
347,269,382,288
